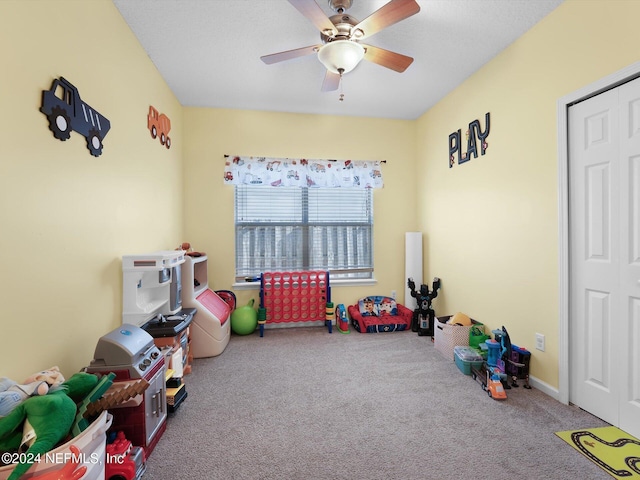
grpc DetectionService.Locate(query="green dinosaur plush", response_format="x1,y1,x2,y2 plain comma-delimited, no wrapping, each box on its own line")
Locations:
0,372,98,480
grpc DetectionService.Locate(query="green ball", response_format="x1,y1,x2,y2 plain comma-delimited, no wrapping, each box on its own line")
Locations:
230,301,258,335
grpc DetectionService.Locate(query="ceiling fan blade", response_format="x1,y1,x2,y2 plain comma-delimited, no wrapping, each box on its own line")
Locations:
353,0,420,39
363,44,414,72
261,45,320,65
288,0,338,36
321,70,341,92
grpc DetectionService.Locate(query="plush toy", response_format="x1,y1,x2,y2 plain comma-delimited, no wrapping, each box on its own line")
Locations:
0,372,99,480
0,368,65,418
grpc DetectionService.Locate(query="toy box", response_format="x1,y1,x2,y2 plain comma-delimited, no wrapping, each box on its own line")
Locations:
435,315,483,360
0,410,111,480
454,346,484,375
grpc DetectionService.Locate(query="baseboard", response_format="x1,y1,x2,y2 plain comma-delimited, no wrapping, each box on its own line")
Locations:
529,375,561,402
263,320,328,329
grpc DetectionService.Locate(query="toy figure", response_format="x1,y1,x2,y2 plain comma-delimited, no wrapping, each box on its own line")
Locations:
0,372,99,480
407,277,441,336
0,368,65,418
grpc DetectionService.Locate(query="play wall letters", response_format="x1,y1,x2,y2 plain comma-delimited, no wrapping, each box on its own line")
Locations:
449,112,490,168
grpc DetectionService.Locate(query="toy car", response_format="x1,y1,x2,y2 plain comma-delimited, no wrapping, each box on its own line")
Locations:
471,364,507,400
487,375,507,400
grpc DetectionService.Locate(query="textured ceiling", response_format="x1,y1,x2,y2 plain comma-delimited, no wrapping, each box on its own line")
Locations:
113,0,564,120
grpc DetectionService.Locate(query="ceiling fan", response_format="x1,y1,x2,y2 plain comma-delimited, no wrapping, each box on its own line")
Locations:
260,0,421,92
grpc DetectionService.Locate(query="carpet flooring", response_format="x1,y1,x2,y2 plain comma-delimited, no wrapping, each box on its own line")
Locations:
142,327,612,479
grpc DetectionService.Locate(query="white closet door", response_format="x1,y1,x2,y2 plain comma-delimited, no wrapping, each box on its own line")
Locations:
569,76,640,439
617,78,640,438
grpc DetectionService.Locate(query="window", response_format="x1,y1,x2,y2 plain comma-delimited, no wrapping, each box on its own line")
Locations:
235,185,373,281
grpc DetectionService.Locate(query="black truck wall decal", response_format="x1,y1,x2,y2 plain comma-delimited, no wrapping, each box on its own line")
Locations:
40,77,111,157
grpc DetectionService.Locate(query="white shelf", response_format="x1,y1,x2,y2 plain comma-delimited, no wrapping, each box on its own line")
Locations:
183,255,208,296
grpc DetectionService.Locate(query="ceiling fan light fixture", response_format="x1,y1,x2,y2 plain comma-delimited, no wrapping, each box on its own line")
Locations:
317,40,365,74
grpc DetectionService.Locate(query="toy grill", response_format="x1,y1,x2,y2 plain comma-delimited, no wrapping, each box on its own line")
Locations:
87,324,167,458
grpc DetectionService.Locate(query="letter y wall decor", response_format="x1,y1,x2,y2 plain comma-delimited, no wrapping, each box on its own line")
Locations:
40,77,111,157
449,112,490,168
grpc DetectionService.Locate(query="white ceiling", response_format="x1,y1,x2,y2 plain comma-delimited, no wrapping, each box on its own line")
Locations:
113,0,564,120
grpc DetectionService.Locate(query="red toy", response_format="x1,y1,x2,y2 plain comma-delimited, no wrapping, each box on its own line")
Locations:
105,431,146,480
30,445,86,480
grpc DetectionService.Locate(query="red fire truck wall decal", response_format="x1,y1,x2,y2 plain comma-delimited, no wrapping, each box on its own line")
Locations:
147,106,171,149
40,77,111,157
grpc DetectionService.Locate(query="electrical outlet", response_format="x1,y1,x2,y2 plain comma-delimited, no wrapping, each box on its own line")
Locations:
391,290,397,300
535,333,545,352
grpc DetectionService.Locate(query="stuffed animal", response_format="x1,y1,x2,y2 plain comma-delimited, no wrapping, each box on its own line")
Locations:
0,368,65,417
0,372,99,480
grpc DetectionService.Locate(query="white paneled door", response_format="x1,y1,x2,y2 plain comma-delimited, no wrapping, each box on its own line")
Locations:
569,76,640,439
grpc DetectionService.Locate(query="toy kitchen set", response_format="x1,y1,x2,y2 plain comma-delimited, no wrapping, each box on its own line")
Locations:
119,249,231,360
87,250,231,457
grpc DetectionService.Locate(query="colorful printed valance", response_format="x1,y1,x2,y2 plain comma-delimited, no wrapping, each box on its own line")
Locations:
223,156,384,189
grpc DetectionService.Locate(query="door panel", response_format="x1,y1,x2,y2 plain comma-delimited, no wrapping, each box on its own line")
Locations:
617,79,640,438
569,76,640,439
569,87,619,426
585,289,610,389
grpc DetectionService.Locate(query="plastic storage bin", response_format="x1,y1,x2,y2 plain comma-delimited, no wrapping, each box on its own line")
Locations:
0,410,111,480
454,346,484,375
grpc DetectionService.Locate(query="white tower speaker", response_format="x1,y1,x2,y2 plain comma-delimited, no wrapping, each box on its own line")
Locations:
404,232,423,306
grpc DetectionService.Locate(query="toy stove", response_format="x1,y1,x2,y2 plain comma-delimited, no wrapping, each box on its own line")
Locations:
87,324,166,459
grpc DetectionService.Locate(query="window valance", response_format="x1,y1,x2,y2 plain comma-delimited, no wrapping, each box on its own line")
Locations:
223,155,384,189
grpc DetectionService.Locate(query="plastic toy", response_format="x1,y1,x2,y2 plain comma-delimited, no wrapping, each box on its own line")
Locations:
407,277,441,336
105,431,146,480
471,363,507,400
486,374,507,400
230,299,258,335
325,302,334,333
0,367,65,417
485,339,501,367
335,304,349,333
493,326,531,389
30,445,86,480
215,290,237,311
0,372,99,480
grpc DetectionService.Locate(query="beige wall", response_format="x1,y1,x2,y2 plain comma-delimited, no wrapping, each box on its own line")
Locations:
181,108,417,310
0,0,184,380
3,0,640,392
416,0,640,388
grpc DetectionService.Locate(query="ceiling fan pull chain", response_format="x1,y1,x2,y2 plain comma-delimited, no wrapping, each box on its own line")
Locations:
338,68,344,102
